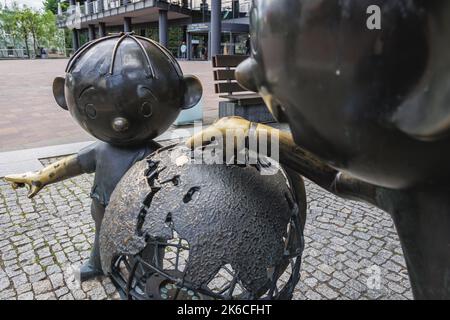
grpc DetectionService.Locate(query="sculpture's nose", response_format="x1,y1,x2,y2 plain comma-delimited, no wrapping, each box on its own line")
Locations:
235,58,259,92
112,117,129,132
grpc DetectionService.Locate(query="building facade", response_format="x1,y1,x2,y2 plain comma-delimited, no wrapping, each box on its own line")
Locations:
56,0,251,59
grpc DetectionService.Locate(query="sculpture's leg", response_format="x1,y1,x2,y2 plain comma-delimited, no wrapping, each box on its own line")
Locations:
76,199,105,282
380,189,450,299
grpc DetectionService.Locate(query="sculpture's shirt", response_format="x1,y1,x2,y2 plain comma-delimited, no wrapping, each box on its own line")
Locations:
77,141,159,207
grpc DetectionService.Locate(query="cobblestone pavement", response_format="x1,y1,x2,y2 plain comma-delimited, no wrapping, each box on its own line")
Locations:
0,157,412,300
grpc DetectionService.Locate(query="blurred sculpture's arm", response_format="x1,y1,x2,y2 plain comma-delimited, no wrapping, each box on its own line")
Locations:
187,116,379,206
4,155,84,198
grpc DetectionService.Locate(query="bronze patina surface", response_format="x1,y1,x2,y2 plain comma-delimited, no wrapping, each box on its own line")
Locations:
191,0,450,299
100,144,305,299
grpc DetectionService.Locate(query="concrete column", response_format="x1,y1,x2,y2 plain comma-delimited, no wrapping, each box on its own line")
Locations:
72,29,80,52
86,0,92,14
210,0,222,58
88,24,96,41
69,0,79,52
97,0,104,12
124,17,132,33
159,9,168,47
232,0,239,19
231,33,237,54
201,0,207,22
187,32,192,60
99,22,106,37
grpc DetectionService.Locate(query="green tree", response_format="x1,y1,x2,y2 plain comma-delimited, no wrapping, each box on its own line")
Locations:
1,5,65,57
23,8,41,55
0,2,21,49
39,10,61,50
43,0,58,14
1,4,67,57
43,0,68,15
14,9,32,58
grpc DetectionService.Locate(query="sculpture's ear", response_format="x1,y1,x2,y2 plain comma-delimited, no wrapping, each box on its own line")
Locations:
52,77,68,110
235,58,259,92
392,85,450,141
182,75,202,110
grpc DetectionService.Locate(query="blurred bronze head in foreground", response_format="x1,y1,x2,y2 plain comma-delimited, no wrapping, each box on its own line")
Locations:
237,0,450,190
228,0,450,299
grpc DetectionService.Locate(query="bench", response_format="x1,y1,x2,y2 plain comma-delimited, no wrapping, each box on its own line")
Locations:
212,55,276,123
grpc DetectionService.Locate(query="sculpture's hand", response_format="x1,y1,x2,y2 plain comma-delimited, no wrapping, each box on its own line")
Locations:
3,154,83,199
186,116,251,150
4,171,45,198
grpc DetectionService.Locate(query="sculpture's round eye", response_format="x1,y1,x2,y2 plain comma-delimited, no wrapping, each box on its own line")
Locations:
141,102,153,118
85,104,97,119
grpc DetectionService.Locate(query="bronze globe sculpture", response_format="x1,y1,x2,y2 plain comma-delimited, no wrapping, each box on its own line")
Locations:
100,145,305,300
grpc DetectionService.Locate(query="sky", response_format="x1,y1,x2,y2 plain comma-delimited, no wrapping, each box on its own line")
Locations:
3,0,44,10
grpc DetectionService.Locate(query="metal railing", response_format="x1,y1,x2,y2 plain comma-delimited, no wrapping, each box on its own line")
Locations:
63,0,192,19
58,0,251,24
0,48,31,59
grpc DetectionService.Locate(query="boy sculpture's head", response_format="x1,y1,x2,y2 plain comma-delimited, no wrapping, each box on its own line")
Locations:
53,33,202,147
237,0,450,189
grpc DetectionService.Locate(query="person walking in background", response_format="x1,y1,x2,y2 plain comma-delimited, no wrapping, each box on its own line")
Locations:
245,35,251,55
201,46,206,60
180,42,187,60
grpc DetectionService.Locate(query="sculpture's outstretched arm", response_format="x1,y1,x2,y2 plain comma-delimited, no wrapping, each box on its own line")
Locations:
4,155,83,198
187,116,379,206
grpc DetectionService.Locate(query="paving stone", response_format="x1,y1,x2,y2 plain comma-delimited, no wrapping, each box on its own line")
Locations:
87,286,107,300
303,277,318,288
59,293,75,300
23,264,42,276
318,264,334,275
388,282,407,294
49,273,64,289
55,287,69,298
29,272,47,283
37,248,51,259
316,284,339,299
329,279,345,290
11,274,27,287
16,283,32,295
35,292,57,300
72,289,87,300
0,289,16,299
32,279,53,295
305,290,322,300
0,276,10,291
17,292,34,300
